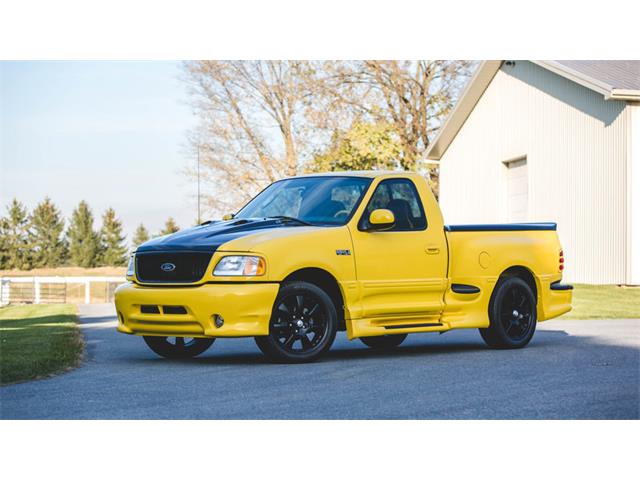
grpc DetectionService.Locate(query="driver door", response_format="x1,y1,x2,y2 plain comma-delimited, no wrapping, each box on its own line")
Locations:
349,178,447,325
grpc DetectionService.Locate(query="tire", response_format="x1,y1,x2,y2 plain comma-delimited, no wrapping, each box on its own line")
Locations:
479,276,537,349
255,281,338,363
143,336,215,359
360,334,407,349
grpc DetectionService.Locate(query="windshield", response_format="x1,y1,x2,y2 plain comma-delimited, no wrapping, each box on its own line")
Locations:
235,176,372,226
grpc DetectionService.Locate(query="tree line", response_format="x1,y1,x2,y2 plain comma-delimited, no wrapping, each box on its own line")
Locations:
183,60,474,213
0,198,180,270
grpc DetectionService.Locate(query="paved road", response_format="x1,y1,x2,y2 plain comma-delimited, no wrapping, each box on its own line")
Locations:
1,304,638,419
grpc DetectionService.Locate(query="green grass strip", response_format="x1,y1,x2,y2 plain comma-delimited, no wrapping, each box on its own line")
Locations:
0,304,83,385
561,284,640,319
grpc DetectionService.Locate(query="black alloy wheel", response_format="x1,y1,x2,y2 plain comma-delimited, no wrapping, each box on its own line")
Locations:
500,284,534,341
143,335,215,359
479,276,537,349
255,281,337,363
360,334,407,349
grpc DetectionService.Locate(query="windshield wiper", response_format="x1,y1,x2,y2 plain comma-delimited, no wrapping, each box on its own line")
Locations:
268,216,313,226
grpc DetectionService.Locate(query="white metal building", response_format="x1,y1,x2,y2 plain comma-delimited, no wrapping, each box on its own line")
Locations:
426,61,640,285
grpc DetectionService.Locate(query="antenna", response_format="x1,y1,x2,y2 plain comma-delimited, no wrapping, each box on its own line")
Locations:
197,145,201,224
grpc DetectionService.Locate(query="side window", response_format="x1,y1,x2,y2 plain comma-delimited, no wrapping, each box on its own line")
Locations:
329,183,367,221
359,179,427,231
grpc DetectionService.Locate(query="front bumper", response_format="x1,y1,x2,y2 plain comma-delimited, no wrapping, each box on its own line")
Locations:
114,281,280,337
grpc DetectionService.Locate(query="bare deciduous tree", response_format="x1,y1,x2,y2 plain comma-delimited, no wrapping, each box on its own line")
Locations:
183,61,327,214
321,60,474,193
183,60,473,214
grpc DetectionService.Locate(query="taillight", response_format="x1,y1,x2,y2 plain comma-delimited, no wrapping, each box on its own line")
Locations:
559,250,564,272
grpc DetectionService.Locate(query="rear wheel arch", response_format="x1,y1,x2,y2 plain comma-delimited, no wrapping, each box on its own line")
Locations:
487,265,540,330
282,268,346,331
496,265,538,300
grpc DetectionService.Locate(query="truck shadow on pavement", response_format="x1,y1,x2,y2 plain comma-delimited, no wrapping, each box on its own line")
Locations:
131,329,571,366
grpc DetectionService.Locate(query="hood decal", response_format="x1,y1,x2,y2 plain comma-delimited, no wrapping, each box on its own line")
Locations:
136,218,307,253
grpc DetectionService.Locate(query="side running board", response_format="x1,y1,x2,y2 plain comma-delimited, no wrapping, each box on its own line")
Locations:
384,323,443,330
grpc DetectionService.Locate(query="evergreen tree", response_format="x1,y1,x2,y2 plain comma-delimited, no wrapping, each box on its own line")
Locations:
160,217,180,235
0,199,32,270
132,223,150,249
0,215,8,269
29,197,68,268
0,217,9,270
99,208,127,266
66,201,100,267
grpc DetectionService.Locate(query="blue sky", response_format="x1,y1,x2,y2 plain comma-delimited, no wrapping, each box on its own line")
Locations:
0,61,199,243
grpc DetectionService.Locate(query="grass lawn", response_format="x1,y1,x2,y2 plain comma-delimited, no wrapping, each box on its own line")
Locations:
0,304,83,385
561,284,640,319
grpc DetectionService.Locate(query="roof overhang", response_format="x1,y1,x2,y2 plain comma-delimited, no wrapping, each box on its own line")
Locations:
532,61,640,101
608,89,640,101
426,60,640,160
426,61,502,160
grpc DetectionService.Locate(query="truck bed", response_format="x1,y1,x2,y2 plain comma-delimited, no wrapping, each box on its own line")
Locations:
443,222,570,325
445,222,557,232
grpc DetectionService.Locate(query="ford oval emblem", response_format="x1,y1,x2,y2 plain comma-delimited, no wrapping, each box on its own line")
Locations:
161,262,176,272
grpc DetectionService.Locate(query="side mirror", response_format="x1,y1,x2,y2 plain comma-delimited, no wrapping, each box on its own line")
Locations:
222,213,235,221
367,209,395,231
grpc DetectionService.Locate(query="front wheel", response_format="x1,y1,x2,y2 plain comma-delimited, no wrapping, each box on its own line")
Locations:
479,276,537,349
255,281,337,363
360,334,407,349
143,336,215,359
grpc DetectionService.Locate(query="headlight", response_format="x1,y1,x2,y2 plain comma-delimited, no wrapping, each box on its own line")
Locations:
213,256,266,276
126,254,135,278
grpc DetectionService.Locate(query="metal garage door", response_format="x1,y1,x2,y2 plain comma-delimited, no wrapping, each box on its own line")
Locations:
506,157,528,222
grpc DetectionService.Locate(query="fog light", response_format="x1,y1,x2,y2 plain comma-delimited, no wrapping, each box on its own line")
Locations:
214,314,224,328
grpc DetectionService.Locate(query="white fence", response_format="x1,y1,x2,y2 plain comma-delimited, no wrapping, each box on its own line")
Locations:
0,276,126,306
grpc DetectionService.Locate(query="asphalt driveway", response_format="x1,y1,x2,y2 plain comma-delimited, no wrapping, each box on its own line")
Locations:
1,304,638,419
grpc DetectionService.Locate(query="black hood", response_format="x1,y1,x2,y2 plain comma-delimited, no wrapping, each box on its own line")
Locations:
136,218,303,253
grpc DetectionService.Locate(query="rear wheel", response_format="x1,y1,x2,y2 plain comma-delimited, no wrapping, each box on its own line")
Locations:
479,276,537,349
255,281,337,363
143,336,215,359
360,334,407,349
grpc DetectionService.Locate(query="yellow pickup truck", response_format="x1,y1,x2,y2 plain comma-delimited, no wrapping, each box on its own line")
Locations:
115,171,572,362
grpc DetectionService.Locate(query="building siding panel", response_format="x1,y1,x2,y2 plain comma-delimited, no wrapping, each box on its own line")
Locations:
630,103,640,285
439,61,629,284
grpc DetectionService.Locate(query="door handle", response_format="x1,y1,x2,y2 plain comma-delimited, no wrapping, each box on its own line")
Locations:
425,245,440,254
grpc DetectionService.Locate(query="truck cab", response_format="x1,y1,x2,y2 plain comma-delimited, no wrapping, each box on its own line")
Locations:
115,171,572,362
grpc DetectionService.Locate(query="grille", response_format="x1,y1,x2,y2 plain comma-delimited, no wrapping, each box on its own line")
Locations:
136,251,213,283
141,305,160,314
139,305,187,314
163,306,187,314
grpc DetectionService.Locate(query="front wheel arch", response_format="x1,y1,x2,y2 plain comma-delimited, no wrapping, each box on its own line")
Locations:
281,267,346,331
255,280,338,363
